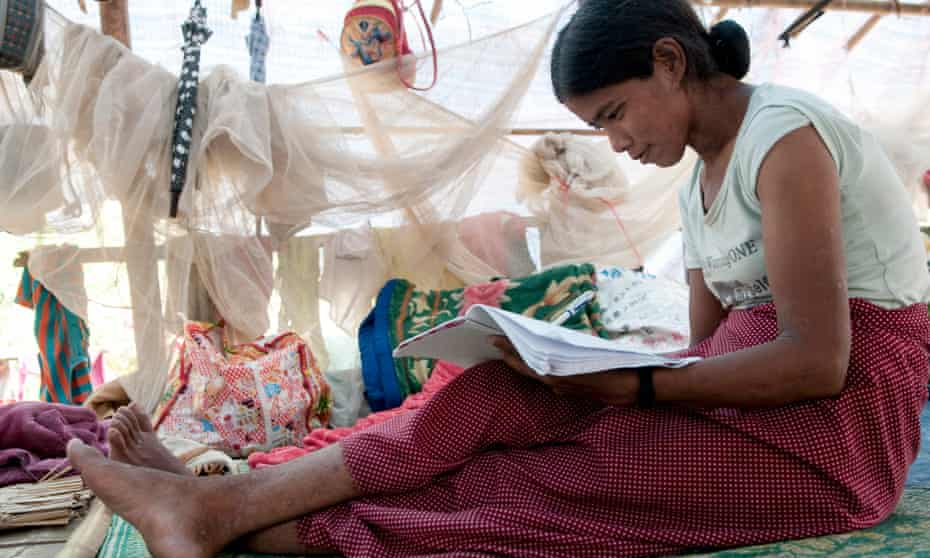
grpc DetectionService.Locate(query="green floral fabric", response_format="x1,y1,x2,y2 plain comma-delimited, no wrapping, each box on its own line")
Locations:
387,263,606,397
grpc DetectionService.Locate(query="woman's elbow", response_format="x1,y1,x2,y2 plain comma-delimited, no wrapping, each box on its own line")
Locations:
808,344,851,398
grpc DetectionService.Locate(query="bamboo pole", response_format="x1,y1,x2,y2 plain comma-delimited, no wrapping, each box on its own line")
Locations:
845,13,883,50
328,126,606,136
430,0,444,25
697,0,930,16
97,0,131,47
508,128,607,137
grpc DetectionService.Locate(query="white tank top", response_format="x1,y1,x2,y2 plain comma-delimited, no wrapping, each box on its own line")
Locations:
679,83,930,309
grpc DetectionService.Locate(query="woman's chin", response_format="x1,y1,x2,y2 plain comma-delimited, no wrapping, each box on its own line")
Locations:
650,148,688,168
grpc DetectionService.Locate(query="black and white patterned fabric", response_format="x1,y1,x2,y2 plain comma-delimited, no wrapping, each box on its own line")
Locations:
169,0,212,218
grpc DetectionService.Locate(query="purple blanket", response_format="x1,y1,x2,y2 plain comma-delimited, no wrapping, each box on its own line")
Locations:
0,402,108,487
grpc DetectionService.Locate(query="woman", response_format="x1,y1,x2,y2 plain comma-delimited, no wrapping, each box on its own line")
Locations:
68,1,930,557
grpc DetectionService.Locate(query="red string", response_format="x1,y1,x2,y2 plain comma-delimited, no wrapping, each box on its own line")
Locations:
555,175,645,269
391,0,439,91
556,175,570,197
597,196,644,269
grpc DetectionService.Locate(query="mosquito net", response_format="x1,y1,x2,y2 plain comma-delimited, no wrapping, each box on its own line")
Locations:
1,2,928,411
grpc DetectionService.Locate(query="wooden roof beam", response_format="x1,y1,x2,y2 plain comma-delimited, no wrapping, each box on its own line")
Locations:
695,0,930,16
97,0,131,48
845,13,884,50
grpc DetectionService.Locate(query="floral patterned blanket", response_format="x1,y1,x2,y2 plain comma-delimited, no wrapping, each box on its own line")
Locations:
358,264,606,411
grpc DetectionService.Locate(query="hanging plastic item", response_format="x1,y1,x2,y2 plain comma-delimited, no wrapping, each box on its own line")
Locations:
169,0,212,218
340,0,437,91
245,0,269,83
0,0,45,83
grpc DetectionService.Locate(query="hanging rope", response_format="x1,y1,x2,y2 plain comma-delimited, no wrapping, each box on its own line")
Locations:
597,196,644,270
394,0,438,91
246,0,269,83
555,175,644,270
169,0,212,218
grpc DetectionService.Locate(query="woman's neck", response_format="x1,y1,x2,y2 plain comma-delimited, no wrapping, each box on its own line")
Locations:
687,78,755,166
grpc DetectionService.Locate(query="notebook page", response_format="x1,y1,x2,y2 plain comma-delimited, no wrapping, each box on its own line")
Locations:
392,316,504,369
468,306,699,376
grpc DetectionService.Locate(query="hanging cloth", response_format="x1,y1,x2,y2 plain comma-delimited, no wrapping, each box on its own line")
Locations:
169,0,213,218
15,267,92,405
245,3,269,83
90,352,106,388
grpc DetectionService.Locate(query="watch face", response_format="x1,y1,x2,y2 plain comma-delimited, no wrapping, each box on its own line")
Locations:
341,14,399,66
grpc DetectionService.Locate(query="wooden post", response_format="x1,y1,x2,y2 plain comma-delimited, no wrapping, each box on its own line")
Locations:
430,0,443,25
98,0,131,48
98,0,169,409
845,14,883,51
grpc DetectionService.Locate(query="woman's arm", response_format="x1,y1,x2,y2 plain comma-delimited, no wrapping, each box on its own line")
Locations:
687,268,727,347
494,126,850,408
655,125,851,408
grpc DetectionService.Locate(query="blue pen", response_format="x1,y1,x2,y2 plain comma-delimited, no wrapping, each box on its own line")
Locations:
549,290,596,326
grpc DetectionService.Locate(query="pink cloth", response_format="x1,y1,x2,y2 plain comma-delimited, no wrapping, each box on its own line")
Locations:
247,446,310,469
90,353,106,388
297,300,929,557
17,362,30,401
457,211,531,276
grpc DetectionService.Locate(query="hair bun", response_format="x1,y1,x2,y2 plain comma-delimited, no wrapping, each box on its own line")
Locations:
708,20,750,79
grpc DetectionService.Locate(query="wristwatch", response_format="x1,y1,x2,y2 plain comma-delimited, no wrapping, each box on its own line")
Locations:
637,367,655,408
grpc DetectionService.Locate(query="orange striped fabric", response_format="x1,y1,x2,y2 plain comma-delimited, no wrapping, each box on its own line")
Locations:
15,267,92,404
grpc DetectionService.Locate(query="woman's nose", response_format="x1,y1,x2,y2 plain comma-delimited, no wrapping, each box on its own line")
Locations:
607,130,632,154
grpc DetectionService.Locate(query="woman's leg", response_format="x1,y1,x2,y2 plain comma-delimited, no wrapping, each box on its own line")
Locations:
291,303,930,557
235,521,331,555
69,362,599,558
67,439,358,558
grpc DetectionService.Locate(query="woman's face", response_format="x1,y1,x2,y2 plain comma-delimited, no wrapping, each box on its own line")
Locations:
564,70,691,168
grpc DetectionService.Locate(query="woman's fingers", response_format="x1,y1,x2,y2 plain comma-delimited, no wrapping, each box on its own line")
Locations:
491,336,544,380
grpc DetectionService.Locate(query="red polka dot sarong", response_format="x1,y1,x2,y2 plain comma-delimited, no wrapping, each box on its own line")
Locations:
297,299,930,557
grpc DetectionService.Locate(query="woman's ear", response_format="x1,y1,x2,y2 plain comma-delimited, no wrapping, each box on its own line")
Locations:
652,37,687,87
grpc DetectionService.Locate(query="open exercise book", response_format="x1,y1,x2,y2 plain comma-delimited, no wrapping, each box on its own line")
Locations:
393,304,700,377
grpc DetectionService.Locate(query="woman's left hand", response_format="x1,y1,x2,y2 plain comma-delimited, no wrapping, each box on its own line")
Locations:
491,336,639,407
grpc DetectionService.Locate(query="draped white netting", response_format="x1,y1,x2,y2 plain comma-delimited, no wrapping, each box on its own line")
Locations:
0,5,580,411
1,2,928,412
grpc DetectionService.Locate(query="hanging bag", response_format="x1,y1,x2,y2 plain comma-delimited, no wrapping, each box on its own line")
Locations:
0,0,46,83
153,321,332,458
340,0,438,91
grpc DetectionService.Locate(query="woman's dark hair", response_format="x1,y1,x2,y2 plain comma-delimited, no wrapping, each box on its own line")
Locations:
551,0,750,102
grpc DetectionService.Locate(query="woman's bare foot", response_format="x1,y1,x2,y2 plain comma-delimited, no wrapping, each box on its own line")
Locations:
107,403,191,476
68,439,232,558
